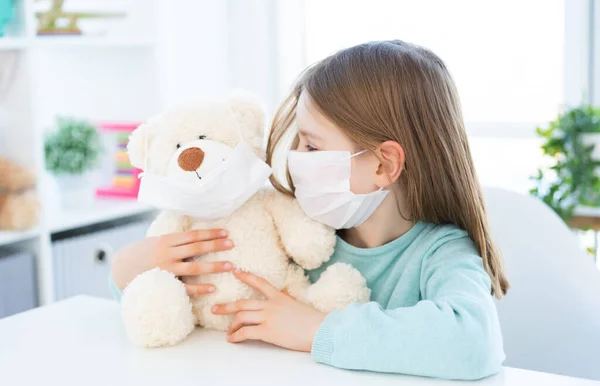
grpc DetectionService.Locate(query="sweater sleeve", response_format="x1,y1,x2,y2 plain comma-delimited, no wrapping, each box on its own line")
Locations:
108,274,122,302
310,241,505,380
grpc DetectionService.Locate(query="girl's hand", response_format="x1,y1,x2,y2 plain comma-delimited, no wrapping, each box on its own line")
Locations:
211,269,326,352
111,229,235,295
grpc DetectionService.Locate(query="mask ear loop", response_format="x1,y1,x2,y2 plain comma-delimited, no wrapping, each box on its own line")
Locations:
349,149,368,159
349,148,388,192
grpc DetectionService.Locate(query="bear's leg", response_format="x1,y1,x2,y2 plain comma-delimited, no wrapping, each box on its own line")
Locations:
121,268,196,348
283,264,311,303
307,263,371,312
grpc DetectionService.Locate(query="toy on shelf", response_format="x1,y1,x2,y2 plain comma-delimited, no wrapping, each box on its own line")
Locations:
35,0,126,36
0,156,40,231
95,122,141,200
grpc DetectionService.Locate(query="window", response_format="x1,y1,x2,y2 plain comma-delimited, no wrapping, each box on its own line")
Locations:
297,0,570,193
304,0,565,127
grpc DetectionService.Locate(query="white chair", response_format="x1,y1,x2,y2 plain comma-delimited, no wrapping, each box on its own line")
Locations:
484,186,600,381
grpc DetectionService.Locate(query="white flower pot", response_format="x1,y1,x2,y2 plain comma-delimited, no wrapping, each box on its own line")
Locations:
53,172,95,209
40,170,61,219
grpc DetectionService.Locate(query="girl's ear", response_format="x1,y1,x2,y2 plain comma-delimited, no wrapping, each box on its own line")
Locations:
374,140,406,188
127,123,149,169
227,89,266,156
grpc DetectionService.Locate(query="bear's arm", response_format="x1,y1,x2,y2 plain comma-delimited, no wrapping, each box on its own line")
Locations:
261,190,335,270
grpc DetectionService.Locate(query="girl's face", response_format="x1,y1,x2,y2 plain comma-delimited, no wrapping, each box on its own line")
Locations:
295,92,381,194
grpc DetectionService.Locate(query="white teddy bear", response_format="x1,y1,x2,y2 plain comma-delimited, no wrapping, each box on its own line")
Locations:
122,91,370,348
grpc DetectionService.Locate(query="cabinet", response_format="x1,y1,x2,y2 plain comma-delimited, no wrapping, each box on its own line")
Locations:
0,250,37,318
52,219,151,301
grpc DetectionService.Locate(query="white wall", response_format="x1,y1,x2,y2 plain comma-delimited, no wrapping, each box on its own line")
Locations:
154,1,231,106
155,0,287,115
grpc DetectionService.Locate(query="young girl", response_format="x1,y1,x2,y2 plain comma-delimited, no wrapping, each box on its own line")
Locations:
111,40,508,380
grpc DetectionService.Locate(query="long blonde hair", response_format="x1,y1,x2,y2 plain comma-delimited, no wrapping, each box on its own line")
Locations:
267,40,508,298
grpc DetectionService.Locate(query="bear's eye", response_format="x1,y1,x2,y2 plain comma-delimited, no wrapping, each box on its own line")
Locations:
199,135,207,140
176,144,181,149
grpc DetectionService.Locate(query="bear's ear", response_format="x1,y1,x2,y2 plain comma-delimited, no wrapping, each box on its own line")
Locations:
227,90,266,153
127,123,149,169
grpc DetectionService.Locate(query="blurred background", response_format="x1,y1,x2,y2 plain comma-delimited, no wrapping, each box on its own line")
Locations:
0,0,598,317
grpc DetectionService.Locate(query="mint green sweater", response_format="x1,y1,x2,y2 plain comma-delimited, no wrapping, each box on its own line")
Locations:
307,222,504,380
110,222,504,380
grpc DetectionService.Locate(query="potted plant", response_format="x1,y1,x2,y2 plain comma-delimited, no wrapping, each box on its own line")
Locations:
44,117,104,204
530,105,600,221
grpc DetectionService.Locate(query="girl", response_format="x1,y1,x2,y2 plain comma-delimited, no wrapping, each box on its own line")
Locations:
111,40,508,380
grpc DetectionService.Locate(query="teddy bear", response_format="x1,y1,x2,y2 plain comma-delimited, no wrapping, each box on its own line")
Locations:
121,91,370,348
0,156,40,231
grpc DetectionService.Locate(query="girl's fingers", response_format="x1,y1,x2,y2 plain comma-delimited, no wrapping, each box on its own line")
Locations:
165,229,228,247
211,299,265,315
227,326,263,343
228,311,264,335
172,261,234,276
233,270,279,299
170,238,234,260
185,283,216,296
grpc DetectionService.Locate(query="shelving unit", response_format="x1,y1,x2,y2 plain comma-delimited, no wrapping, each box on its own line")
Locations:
0,228,39,246
0,0,162,308
32,36,156,48
0,37,29,50
50,200,153,234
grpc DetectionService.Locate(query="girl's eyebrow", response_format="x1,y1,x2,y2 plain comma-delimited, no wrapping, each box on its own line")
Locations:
298,129,322,140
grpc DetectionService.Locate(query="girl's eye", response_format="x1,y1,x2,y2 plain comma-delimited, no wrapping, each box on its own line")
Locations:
306,144,318,152
199,135,207,140
176,143,181,149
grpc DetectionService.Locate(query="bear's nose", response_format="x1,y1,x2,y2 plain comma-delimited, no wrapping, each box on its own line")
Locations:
178,147,205,171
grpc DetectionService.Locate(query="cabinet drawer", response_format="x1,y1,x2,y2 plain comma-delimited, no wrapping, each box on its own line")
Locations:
53,219,151,300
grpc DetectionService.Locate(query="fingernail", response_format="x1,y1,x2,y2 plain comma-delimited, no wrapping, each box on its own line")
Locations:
219,229,228,237
223,262,232,270
211,305,218,313
224,239,234,248
234,268,242,274
208,286,216,292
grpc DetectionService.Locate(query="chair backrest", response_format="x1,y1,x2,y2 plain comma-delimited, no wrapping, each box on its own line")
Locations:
484,186,600,381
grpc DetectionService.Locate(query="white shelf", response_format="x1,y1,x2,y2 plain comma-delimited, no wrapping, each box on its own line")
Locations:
49,199,155,234
0,228,39,247
32,36,155,48
0,37,29,50
0,36,156,50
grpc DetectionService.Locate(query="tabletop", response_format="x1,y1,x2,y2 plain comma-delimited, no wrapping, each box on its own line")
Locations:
0,296,598,386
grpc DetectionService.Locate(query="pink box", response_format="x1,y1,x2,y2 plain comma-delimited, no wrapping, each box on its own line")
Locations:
95,121,143,200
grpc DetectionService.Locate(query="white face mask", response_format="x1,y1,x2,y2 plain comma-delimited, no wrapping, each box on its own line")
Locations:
137,119,272,220
287,150,389,229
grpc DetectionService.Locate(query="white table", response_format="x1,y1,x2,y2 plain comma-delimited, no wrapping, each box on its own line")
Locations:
0,296,597,386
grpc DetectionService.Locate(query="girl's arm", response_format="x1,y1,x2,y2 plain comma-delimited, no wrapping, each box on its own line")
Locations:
311,242,504,381
109,228,236,301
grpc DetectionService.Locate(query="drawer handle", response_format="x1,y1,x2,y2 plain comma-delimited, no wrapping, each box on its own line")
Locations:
94,244,114,264
95,249,108,263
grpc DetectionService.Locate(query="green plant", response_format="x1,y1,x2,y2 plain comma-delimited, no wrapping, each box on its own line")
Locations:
45,117,104,175
530,105,600,220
